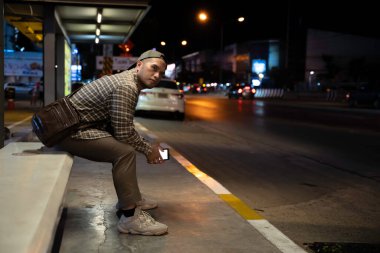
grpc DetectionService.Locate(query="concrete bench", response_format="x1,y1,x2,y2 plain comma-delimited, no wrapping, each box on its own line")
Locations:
0,142,73,253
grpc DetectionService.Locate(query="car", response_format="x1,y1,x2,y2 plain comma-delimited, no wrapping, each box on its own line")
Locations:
136,79,185,120
226,84,256,99
346,82,380,109
4,82,34,99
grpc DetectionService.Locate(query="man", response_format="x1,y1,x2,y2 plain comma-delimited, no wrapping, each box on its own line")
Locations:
57,50,168,235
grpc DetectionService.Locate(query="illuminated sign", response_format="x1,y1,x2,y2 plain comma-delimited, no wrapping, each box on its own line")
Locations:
4,52,42,77
252,59,266,74
96,56,138,70
64,40,71,96
235,54,249,62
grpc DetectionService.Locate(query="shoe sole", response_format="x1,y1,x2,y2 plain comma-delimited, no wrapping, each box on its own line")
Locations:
117,225,168,236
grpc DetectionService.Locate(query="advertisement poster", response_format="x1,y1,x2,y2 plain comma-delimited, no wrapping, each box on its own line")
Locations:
4,52,43,77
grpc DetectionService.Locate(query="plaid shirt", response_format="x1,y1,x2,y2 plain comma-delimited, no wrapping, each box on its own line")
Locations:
69,69,152,156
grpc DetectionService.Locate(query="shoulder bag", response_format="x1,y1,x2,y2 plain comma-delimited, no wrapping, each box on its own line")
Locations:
31,88,94,147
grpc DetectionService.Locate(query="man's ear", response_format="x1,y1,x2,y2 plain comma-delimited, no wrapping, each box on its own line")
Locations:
136,60,143,69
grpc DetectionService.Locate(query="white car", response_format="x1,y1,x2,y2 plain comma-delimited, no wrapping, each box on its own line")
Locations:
136,79,185,120
4,82,34,99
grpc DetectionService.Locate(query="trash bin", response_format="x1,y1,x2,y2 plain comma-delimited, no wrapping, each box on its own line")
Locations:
5,87,16,110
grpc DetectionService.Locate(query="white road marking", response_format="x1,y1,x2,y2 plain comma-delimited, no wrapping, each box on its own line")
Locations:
7,116,33,129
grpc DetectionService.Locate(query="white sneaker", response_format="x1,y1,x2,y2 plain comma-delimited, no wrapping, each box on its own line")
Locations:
115,197,158,210
117,207,168,235
137,197,158,210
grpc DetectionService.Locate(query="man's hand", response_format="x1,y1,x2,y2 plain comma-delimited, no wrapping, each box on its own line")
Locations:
147,143,164,164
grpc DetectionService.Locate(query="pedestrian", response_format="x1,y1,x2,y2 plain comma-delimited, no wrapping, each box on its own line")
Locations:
55,50,169,235
38,80,44,106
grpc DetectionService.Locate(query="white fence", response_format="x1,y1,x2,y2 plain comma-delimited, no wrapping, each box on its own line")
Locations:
255,88,285,98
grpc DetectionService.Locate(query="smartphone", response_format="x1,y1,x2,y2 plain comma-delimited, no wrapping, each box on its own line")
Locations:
159,148,170,160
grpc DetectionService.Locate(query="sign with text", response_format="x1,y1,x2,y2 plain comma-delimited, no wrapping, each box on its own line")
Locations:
96,56,137,71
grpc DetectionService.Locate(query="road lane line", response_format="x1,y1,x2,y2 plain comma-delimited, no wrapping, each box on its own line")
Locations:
249,220,308,253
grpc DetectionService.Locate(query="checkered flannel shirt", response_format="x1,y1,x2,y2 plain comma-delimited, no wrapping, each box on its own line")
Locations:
69,69,152,156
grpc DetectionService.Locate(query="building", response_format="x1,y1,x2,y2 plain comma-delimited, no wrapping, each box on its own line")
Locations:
180,29,380,92
180,40,281,88
305,29,380,91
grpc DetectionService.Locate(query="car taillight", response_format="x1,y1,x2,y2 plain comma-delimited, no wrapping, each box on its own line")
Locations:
238,88,243,93
251,88,256,94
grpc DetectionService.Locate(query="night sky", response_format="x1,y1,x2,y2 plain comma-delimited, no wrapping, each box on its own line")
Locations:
128,0,379,61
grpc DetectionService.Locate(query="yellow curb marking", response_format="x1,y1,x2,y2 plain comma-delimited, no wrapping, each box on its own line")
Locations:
171,148,263,220
219,194,264,220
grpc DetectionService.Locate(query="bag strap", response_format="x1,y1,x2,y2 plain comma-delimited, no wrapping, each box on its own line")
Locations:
68,84,85,98
65,85,105,131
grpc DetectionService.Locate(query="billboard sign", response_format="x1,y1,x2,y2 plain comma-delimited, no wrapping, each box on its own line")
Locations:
4,52,43,77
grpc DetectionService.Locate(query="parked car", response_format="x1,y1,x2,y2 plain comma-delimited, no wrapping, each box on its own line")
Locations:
4,82,34,99
346,82,380,109
136,79,185,120
227,84,256,99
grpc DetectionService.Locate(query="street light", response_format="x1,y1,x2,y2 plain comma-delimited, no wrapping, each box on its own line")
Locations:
158,40,188,66
198,11,208,22
197,11,245,51
197,11,245,84
308,71,315,90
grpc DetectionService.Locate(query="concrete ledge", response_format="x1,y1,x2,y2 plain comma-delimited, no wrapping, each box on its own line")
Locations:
0,142,73,253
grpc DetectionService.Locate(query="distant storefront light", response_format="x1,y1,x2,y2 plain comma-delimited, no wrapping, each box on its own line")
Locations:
252,79,261,86
71,65,82,81
165,63,176,79
235,54,249,62
252,59,266,74
71,65,82,71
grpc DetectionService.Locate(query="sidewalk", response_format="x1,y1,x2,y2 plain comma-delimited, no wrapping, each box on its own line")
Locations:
57,141,284,253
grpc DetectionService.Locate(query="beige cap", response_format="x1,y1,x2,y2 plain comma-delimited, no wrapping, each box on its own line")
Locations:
127,50,167,70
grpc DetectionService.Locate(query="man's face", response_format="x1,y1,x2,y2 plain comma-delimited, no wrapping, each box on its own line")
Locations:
136,58,167,89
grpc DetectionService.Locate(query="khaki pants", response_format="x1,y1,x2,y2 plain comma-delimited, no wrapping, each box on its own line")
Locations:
58,136,142,209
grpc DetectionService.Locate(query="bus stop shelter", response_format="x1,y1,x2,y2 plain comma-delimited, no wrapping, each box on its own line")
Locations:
1,0,151,147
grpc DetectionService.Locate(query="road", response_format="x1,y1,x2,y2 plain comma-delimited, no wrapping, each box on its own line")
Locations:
136,95,380,248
